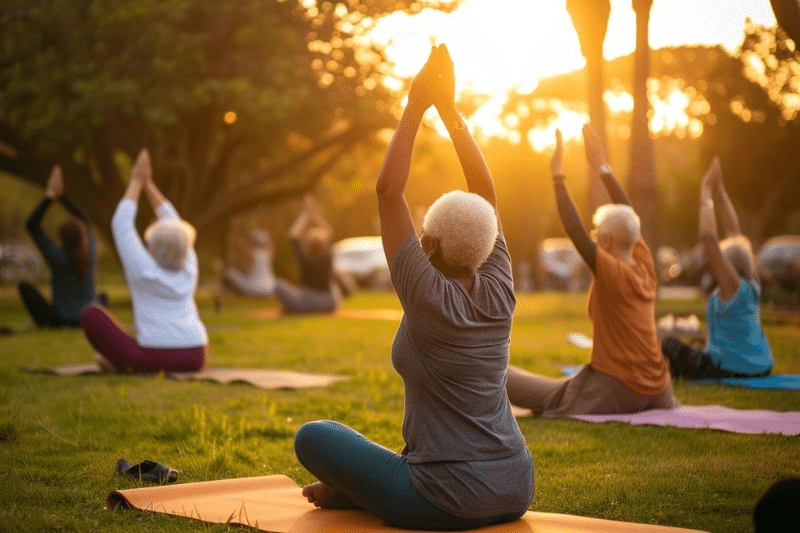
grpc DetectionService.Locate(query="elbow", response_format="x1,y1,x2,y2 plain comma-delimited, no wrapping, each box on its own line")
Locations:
375,179,400,201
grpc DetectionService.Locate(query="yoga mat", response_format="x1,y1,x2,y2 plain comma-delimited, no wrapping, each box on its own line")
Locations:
562,333,800,390
107,474,707,533
566,405,800,436
20,364,348,389
561,366,800,391
692,374,800,390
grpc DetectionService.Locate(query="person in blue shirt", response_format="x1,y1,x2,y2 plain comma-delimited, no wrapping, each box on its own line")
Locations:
18,165,99,328
662,157,773,378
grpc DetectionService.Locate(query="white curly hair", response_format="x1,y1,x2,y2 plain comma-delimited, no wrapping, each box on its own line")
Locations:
592,204,640,252
144,218,197,271
721,235,757,282
422,190,498,271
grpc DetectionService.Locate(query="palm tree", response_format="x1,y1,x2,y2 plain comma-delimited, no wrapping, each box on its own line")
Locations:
628,0,658,250
566,0,611,210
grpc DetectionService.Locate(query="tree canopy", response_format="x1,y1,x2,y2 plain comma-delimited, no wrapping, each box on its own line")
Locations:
0,0,455,244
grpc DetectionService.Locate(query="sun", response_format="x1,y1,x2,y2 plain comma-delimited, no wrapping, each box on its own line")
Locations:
361,0,777,150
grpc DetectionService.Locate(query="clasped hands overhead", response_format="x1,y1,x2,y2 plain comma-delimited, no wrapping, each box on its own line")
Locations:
407,43,457,115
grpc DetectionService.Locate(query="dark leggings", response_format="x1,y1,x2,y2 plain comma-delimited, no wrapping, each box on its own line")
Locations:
18,282,79,328
80,303,206,373
293,420,524,531
661,336,771,379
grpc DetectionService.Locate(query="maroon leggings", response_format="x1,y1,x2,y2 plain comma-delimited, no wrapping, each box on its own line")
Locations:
80,303,207,373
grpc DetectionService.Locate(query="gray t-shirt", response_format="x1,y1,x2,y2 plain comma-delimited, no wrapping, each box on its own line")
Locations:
391,234,534,518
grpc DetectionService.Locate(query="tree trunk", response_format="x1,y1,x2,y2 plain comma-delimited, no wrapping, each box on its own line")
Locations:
566,0,611,211
629,0,658,251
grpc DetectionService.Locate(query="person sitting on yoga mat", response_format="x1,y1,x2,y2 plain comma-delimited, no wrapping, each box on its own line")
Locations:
661,157,773,379
274,193,339,314
293,44,534,531
505,124,677,417
80,149,208,373
18,164,102,328
223,216,277,298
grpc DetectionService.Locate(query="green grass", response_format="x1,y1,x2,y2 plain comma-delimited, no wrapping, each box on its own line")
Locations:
0,284,798,533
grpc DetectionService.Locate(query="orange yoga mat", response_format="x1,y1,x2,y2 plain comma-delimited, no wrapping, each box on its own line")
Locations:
107,474,708,533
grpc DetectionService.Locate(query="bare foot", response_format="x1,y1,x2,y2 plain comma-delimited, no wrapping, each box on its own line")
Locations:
93,352,117,374
301,481,359,509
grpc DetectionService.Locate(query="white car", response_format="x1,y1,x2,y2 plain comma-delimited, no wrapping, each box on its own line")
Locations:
332,236,391,290
538,237,591,292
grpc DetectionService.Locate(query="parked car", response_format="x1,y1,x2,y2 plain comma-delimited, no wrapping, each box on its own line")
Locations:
538,238,590,292
332,236,391,291
757,235,800,294
656,245,683,284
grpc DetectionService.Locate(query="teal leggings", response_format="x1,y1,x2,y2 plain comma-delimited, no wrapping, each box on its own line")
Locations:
294,420,523,531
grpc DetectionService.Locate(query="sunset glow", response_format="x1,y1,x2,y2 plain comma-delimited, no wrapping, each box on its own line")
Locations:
362,0,778,150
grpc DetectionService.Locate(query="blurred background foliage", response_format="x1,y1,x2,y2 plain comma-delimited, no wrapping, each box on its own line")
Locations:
1,1,799,286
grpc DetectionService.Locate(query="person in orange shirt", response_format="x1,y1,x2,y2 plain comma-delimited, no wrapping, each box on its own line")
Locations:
506,124,677,417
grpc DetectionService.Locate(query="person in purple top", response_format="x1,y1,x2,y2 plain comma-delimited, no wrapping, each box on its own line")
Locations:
293,45,534,530
18,165,98,328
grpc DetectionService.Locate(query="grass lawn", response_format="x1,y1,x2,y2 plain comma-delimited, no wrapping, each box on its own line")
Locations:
0,283,798,533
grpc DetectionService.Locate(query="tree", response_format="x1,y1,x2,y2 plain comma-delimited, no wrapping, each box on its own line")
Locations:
565,0,611,210
628,0,658,250
0,0,455,246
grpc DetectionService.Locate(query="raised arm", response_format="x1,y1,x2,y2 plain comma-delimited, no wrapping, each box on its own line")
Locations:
288,193,316,240
710,161,741,238
122,150,148,204
551,129,597,272
582,123,631,206
433,45,501,235
27,165,63,233
376,47,437,267
699,157,740,301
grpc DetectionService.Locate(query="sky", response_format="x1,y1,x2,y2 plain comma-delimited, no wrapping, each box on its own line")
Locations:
363,0,779,147
368,0,778,94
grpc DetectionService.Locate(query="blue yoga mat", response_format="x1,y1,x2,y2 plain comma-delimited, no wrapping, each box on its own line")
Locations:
560,366,800,390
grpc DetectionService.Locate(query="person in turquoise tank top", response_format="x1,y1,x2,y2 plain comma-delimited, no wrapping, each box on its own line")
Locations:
662,157,773,378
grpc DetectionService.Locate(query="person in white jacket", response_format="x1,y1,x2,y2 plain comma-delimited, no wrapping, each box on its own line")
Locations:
80,149,208,373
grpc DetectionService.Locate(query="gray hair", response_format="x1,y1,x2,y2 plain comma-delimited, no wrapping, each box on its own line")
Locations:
592,204,640,252
144,219,197,271
721,235,757,281
422,190,498,271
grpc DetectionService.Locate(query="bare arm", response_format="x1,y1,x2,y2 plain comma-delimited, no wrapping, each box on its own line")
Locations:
582,123,632,206
288,193,315,240
551,129,597,271
138,150,168,212
376,47,438,267
122,150,147,203
699,157,740,301
711,162,741,238
433,45,501,234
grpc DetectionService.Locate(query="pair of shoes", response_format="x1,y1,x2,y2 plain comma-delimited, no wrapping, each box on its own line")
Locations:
116,458,179,484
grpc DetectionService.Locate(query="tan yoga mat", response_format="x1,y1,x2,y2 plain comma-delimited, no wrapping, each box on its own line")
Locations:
107,474,708,533
20,364,348,389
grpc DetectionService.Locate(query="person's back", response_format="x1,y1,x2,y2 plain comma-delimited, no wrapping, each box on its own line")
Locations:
81,149,207,374
662,158,773,379
19,165,96,328
588,235,669,395
505,125,676,417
